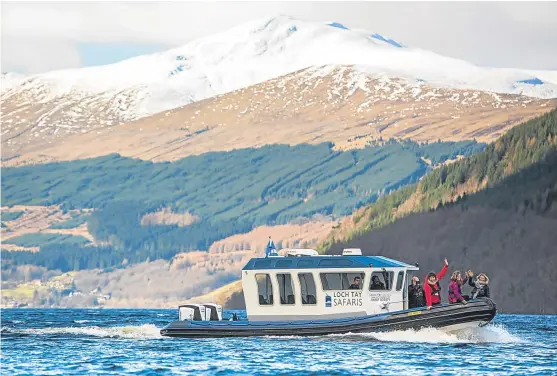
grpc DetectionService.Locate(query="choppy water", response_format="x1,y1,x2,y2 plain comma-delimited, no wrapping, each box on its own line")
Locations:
1,309,556,375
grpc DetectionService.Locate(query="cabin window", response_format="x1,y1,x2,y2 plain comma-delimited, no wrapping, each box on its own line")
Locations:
277,273,295,305
255,274,274,305
369,271,394,291
298,273,317,305
320,272,365,291
396,271,405,291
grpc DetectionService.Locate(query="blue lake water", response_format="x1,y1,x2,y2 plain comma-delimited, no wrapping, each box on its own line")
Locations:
1,309,556,375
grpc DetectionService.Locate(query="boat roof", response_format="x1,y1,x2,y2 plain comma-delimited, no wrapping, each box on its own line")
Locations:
242,255,418,271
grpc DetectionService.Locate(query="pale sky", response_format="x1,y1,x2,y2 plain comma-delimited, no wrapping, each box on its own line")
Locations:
2,1,557,74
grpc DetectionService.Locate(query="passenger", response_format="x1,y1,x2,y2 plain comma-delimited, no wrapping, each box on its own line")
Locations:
370,275,386,290
408,276,426,308
467,271,490,299
349,276,362,290
424,258,449,310
448,270,469,305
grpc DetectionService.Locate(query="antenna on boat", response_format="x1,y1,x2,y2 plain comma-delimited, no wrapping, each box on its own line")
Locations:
265,236,278,257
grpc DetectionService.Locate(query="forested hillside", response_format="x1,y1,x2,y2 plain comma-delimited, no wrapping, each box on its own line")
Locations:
324,108,557,314
1,140,482,273
321,108,557,248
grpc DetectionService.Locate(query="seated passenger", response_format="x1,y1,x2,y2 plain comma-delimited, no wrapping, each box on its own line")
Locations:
370,275,386,290
349,276,362,290
467,271,490,299
408,276,426,308
448,270,469,305
424,258,449,309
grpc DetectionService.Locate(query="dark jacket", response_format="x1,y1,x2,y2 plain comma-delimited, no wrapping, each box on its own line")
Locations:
370,279,386,290
408,283,426,308
468,274,490,299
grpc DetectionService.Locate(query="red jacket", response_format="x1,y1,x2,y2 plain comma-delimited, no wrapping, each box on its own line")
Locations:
424,265,448,306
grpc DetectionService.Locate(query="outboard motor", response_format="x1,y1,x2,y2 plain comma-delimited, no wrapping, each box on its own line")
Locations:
179,304,207,321
203,304,223,321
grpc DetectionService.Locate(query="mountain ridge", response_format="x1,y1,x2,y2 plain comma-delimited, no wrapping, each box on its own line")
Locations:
3,15,557,166
3,65,555,166
3,15,556,97
2,15,556,120
4,15,557,166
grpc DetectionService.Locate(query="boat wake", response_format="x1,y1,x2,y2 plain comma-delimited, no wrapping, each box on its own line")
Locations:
330,324,522,344
4,324,520,343
4,324,163,339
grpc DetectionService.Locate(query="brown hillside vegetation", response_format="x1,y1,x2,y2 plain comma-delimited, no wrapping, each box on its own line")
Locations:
325,109,557,314
188,280,243,308
140,208,199,227
208,217,334,254
71,250,254,308
1,219,333,308
3,66,555,166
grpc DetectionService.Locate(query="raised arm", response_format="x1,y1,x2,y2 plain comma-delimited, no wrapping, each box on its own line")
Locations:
467,270,475,287
437,264,449,281
468,276,475,287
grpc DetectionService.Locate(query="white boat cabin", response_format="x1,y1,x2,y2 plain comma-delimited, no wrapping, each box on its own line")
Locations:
241,248,419,321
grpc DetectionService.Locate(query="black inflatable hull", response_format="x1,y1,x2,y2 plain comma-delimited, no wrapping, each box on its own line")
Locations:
160,298,496,338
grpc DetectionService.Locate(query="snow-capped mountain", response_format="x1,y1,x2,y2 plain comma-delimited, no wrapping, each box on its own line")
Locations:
2,15,557,165
3,15,557,106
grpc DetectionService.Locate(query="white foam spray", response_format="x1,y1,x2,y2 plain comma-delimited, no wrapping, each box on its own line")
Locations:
331,324,522,344
7,323,521,343
10,324,162,339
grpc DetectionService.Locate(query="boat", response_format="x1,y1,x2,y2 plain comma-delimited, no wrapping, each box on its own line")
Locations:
160,248,496,338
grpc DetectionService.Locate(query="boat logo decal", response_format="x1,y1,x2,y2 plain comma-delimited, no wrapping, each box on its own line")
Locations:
324,291,363,307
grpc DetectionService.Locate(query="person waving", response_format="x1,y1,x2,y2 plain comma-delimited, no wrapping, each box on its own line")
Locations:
424,258,449,310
